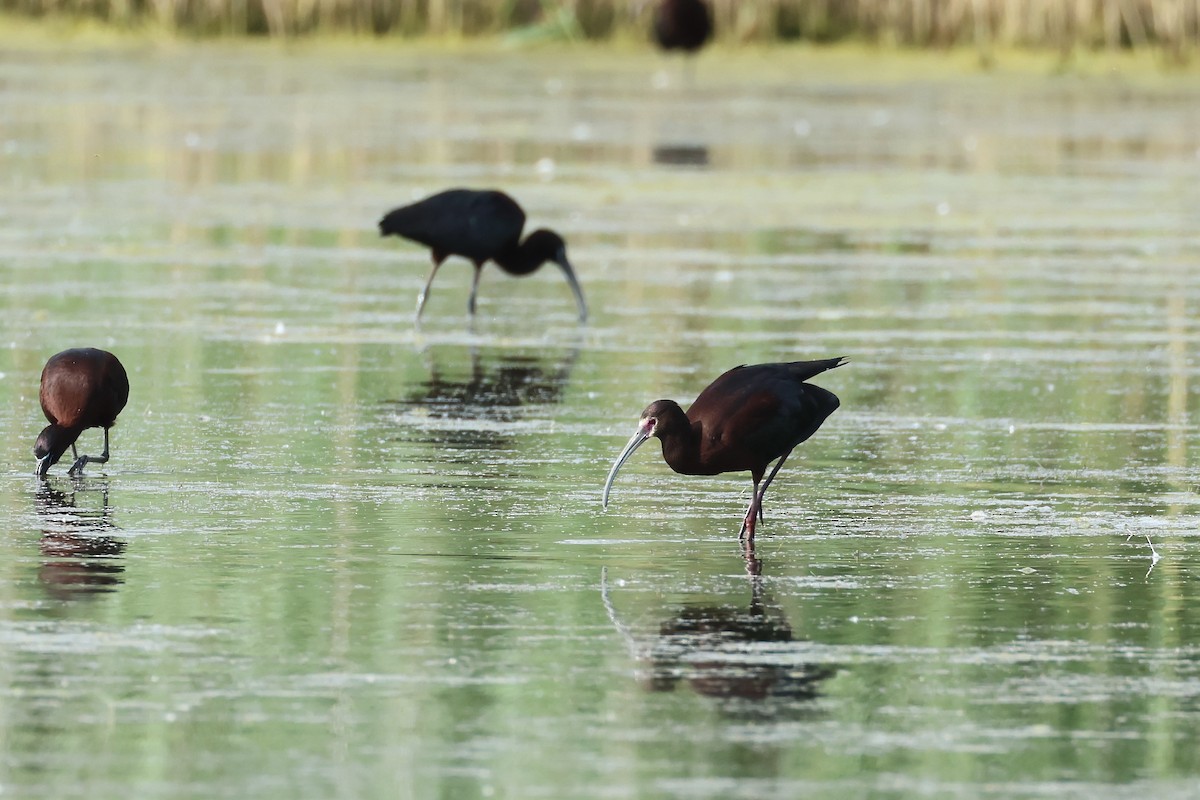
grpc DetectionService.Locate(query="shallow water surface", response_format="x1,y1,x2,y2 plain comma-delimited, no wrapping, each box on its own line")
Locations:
1,44,1200,798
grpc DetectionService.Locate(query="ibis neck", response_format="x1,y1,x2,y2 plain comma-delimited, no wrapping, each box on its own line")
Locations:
37,423,81,468
656,410,704,475
494,239,545,276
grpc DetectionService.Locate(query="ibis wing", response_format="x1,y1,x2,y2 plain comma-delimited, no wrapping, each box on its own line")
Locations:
40,350,130,429
687,368,787,471
98,355,131,425
687,360,844,472
779,357,847,383
693,359,845,400
379,189,526,263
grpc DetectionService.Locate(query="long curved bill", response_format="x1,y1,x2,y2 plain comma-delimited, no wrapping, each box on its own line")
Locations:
556,255,588,323
35,454,51,478
602,428,651,510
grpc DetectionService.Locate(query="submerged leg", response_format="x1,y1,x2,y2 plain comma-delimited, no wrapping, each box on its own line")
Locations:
466,264,484,317
742,536,762,577
739,475,763,541
415,257,445,323
69,428,111,476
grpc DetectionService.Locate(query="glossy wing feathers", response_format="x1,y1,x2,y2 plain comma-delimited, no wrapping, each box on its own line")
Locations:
38,368,74,426
690,358,845,411
687,359,844,470
780,356,847,383
40,350,129,429
379,189,526,264
98,355,131,427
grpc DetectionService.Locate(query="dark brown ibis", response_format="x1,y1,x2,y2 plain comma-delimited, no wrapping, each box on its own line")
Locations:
603,357,845,540
34,348,130,478
378,188,587,323
651,0,712,54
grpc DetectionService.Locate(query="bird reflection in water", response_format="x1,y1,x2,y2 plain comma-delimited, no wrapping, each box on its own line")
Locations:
391,347,578,452
651,143,709,168
35,481,126,600
602,566,835,704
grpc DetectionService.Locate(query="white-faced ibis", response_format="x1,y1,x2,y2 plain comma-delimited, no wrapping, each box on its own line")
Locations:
651,0,712,54
34,348,130,478
603,357,845,540
378,188,588,323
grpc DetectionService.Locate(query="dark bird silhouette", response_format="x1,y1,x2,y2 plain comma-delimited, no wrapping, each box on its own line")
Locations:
603,357,845,540
378,188,588,323
34,348,130,478
652,0,712,53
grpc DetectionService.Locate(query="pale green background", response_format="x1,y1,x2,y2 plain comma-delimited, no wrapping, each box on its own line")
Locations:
1,45,1198,798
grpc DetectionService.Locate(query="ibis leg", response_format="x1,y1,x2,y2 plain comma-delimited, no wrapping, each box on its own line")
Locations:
683,55,696,88
739,477,762,541
69,428,111,476
755,452,791,521
738,452,793,542
467,265,484,317
415,258,444,323
742,537,762,576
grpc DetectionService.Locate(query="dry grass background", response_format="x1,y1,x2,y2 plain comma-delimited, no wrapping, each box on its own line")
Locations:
1,0,1198,57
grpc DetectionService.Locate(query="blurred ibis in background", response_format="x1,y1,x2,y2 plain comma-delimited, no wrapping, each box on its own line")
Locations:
379,188,588,324
35,348,130,478
603,358,845,540
652,0,712,54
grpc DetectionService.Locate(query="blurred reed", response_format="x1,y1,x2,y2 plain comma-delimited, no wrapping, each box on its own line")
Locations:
2,0,1198,55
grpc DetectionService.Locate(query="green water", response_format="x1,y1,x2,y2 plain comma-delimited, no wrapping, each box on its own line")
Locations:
1,43,1199,799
